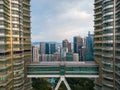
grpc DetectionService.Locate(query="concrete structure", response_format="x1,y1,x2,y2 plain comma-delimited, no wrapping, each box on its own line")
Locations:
0,0,32,90
94,0,120,90
39,54,59,61
54,52,61,61
73,53,79,61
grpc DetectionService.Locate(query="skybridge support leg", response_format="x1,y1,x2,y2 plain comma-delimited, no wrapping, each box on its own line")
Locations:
55,76,71,90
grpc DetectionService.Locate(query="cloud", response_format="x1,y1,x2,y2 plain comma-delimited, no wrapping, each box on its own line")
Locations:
31,0,94,42
58,9,90,19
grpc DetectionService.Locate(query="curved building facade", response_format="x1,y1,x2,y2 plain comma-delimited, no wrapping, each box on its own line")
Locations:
0,0,32,90
94,0,102,89
94,0,120,90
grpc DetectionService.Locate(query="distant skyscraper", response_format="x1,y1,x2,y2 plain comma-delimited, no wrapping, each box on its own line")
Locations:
0,0,32,90
62,39,69,48
73,36,83,61
32,46,39,62
45,43,50,54
40,42,46,54
82,46,86,61
94,0,120,90
68,43,72,52
49,43,56,54
40,42,56,54
62,39,72,52
85,31,94,61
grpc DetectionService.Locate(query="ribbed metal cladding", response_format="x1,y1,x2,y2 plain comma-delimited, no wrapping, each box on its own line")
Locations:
94,0,102,89
115,0,120,90
102,0,114,90
0,0,32,90
94,0,120,90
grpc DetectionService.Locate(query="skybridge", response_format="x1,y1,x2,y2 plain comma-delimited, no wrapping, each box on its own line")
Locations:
27,61,99,90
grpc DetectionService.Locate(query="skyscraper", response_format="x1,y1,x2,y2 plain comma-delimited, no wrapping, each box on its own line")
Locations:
94,0,120,90
40,42,56,54
40,42,46,54
49,42,56,54
73,36,83,61
85,31,94,61
45,42,50,54
32,46,39,62
62,39,72,52
0,0,32,90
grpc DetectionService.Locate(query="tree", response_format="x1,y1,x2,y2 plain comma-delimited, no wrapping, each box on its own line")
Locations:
32,78,52,90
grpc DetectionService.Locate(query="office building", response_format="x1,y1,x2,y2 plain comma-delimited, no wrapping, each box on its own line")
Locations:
45,42,49,54
0,0,32,90
61,47,68,60
54,52,60,61
62,39,72,52
94,0,120,90
40,42,56,54
39,42,46,54
73,36,83,61
66,53,73,61
85,31,94,61
49,42,56,54
73,53,79,61
32,46,39,62
82,46,86,61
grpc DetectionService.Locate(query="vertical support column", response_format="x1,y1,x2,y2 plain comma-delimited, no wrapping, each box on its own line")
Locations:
113,0,116,90
55,76,71,90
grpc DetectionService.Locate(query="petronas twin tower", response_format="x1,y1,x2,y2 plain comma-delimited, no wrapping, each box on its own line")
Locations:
94,0,120,90
0,0,31,90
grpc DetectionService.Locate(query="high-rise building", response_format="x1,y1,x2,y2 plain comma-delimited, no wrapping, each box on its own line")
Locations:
40,42,46,54
73,36,83,61
40,42,56,54
62,39,69,48
62,39,72,52
94,0,102,89
94,0,120,90
45,42,50,54
0,0,32,90
85,31,94,61
32,46,39,62
49,42,56,54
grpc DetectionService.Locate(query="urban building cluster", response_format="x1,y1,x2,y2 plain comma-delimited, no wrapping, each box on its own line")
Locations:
32,31,94,62
0,0,120,90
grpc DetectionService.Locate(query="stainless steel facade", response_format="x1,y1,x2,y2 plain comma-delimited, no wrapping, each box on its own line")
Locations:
0,0,32,90
94,0,120,90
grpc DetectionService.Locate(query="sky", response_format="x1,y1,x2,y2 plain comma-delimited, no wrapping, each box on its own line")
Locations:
31,0,94,42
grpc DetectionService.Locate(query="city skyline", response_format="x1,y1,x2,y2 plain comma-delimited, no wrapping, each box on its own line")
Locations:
1,0,120,90
31,0,94,42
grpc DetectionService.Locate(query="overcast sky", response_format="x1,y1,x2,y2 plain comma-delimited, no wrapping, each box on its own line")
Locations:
31,0,94,42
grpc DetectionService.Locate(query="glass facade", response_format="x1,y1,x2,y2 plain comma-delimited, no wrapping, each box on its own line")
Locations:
27,64,99,76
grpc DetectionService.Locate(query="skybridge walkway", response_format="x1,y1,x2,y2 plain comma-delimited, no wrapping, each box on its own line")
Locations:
27,61,99,90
